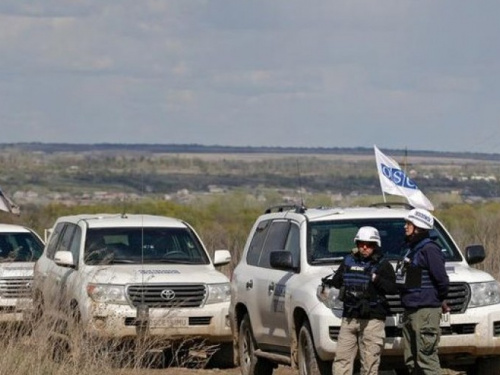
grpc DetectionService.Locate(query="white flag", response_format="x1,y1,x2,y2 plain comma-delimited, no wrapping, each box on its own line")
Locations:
0,187,20,215
374,145,434,211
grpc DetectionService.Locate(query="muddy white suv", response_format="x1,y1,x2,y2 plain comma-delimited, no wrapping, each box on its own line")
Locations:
33,213,233,367
229,203,500,375
0,223,44,323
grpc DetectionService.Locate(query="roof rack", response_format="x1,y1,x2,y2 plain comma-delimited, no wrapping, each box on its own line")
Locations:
369,202,414,210
265,204,306,214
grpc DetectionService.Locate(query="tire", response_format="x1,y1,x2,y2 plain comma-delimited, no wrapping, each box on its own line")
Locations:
297,321,332,375
206,342,235,369
468,356,500,375
238,314,274,375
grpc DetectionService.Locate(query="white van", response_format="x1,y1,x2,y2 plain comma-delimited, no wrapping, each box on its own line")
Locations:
33,213,233,367
0,223,44,323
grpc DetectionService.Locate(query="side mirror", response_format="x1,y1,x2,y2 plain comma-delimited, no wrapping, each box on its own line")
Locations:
270,251,297,272
465,245,486,265
213,249,231,266
54,250,75,267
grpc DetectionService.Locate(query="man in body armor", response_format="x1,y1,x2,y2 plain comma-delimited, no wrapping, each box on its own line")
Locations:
329,226,397,375
397,208,449,375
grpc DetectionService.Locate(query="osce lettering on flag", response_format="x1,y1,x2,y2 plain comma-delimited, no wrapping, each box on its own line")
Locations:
381,163,417,190
374,145,434,211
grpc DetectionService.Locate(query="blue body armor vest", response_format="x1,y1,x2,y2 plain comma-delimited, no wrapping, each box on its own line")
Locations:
343,255,381,310
398,238,433,292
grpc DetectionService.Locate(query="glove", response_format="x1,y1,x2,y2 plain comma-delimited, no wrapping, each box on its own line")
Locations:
321,276,335,288
442,301,451,313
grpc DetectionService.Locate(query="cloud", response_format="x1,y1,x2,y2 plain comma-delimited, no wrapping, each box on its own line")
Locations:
0,1,499,152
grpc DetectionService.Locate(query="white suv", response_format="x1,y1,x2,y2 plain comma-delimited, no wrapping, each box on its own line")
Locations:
0,223,44,323
33,213,233,366
229,204,500,375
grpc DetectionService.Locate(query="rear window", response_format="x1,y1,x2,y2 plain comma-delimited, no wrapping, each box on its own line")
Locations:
307,218,462,265
0,232,44,262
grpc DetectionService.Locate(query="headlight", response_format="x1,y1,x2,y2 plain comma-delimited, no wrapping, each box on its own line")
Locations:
469,281,500,308
206,283,231,304
87,283,127,304
317,285,343,310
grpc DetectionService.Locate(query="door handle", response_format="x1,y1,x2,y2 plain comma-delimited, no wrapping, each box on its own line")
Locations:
268,282,275,294
245,279,253,290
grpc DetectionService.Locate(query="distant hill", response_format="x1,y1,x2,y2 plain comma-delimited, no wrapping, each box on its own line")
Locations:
1,142,500,161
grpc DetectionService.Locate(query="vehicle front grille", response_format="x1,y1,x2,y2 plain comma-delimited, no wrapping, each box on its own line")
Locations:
124,316,212,326
384,323,476,338
127,284,207,308
0,277,32,298
386,282,470,314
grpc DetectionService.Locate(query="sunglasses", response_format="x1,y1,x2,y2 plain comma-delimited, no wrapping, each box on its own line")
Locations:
357,241,376,248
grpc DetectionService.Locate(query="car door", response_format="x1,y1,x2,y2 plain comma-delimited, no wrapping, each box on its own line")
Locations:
48,223,81,305
254,220,300,349
34,222,65,301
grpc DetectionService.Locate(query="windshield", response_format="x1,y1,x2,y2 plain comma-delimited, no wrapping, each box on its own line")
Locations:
0,232,44,262
84,227,210,265
307,218,462,265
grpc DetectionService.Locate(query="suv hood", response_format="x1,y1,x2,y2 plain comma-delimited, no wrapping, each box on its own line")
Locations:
446,262,496,283
306,262,496,286
88,264,229,285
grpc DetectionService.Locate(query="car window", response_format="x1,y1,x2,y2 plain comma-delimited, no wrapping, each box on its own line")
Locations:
246,219,271,266
308,218,462,265
46,222,65,259
83,227,210,265
59,224,76,253
258,220,290,269
284,223,300,269
68,225,82,266
0,231,44,262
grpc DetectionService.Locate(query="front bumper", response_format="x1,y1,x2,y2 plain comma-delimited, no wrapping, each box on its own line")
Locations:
82,301,232,343
311,303,500,362
383,305,500,357
0,298,32,323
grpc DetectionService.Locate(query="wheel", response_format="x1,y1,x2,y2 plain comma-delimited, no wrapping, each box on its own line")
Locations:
297,321,332,375
48,303,83,363
206,342,235,369
468,356,500,375
24,290,44,334
49,332,71,363
238,314,274,375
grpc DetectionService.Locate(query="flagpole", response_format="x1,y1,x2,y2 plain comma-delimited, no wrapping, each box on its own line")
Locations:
374,146,387,203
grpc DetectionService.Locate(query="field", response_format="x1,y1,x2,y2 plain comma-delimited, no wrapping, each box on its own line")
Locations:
1,145,499,375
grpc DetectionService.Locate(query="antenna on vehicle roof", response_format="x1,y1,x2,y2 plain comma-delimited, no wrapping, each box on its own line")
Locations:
296,159,306,209
136,164,149,344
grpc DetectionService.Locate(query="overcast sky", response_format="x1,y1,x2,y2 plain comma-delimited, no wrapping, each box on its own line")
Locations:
1,1,499,153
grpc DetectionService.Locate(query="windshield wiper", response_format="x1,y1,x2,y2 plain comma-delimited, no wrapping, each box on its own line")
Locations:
311,257,344,265
108,259,135,264
146,258,203,264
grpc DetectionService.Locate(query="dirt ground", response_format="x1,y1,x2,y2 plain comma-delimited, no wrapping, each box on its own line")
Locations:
122,365,295,375
122,365,465,375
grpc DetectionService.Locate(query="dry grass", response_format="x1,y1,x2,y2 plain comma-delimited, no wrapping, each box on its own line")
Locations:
0,309,224,375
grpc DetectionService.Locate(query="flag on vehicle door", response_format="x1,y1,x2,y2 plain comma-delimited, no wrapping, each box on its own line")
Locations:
374,145,434,211
0,186,20,215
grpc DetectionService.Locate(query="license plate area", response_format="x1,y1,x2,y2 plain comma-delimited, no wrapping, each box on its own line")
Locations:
397,312,450,328
16,298,32,310
149,317,189,328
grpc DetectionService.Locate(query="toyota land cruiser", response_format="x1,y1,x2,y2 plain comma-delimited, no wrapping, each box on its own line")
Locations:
230,204,500,374
33,213,233,367
0,223,44,323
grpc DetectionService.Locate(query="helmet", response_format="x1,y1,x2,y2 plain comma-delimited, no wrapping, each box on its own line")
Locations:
354,226,381,247
406,208,434,230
